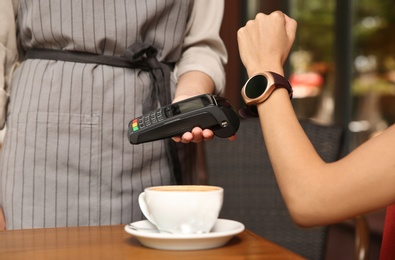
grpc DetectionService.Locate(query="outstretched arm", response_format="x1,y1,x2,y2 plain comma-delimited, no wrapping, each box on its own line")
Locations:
171,0,236,144
171,71,217,143
237,11,395,227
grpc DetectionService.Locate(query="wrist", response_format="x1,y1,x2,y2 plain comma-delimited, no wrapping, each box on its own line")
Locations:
257,87,293,116
247,65,284,78
176,71,215,96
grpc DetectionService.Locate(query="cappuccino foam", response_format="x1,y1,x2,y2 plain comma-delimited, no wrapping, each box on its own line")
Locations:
149,185,220,192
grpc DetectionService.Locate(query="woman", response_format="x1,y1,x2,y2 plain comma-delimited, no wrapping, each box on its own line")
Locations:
236,11,395,259
0,0,227,230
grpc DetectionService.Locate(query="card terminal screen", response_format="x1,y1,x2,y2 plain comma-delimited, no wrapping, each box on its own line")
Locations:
170,96,210,116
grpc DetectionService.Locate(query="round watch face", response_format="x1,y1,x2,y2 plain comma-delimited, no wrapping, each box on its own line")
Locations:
245,74,268,98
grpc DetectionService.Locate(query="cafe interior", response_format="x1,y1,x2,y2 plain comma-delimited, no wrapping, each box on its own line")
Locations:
1,0,395,259
206,1,394,259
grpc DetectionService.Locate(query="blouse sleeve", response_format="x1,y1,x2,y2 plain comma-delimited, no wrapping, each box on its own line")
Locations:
0,0,19,130
174,0,228,96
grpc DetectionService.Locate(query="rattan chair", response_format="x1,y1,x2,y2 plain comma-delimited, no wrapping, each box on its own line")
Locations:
203,118,345,260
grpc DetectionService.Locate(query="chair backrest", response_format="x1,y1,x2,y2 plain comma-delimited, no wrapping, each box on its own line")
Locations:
204,118,344,260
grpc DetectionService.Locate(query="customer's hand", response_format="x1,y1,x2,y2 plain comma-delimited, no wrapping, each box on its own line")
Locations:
0,207,5,231
237,11,297,77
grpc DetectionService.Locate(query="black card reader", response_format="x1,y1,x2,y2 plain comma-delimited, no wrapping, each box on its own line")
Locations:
128,94,240,144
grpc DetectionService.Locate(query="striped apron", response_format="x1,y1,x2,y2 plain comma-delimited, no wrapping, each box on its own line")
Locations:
0,0,197,230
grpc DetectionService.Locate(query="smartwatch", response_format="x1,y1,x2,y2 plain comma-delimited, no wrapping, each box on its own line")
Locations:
241,71,293,105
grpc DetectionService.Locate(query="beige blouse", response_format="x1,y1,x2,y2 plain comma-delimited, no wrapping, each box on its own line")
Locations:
0,0,228,130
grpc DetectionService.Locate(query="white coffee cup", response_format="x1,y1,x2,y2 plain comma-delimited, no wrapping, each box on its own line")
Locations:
138,185,223,234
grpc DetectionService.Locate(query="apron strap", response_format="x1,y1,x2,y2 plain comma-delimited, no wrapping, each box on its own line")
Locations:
123,43,172,114
25,44,173,114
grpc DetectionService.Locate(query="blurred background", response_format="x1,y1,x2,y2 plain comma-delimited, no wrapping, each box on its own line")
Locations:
220,0,395,259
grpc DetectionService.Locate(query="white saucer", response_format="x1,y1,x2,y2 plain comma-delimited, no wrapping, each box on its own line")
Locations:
124,219,245,250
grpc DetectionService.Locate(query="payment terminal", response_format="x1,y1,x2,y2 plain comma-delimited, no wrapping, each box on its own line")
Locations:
128,94,240,144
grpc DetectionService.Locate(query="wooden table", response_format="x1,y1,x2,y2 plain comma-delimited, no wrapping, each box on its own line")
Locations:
0,225,305,259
